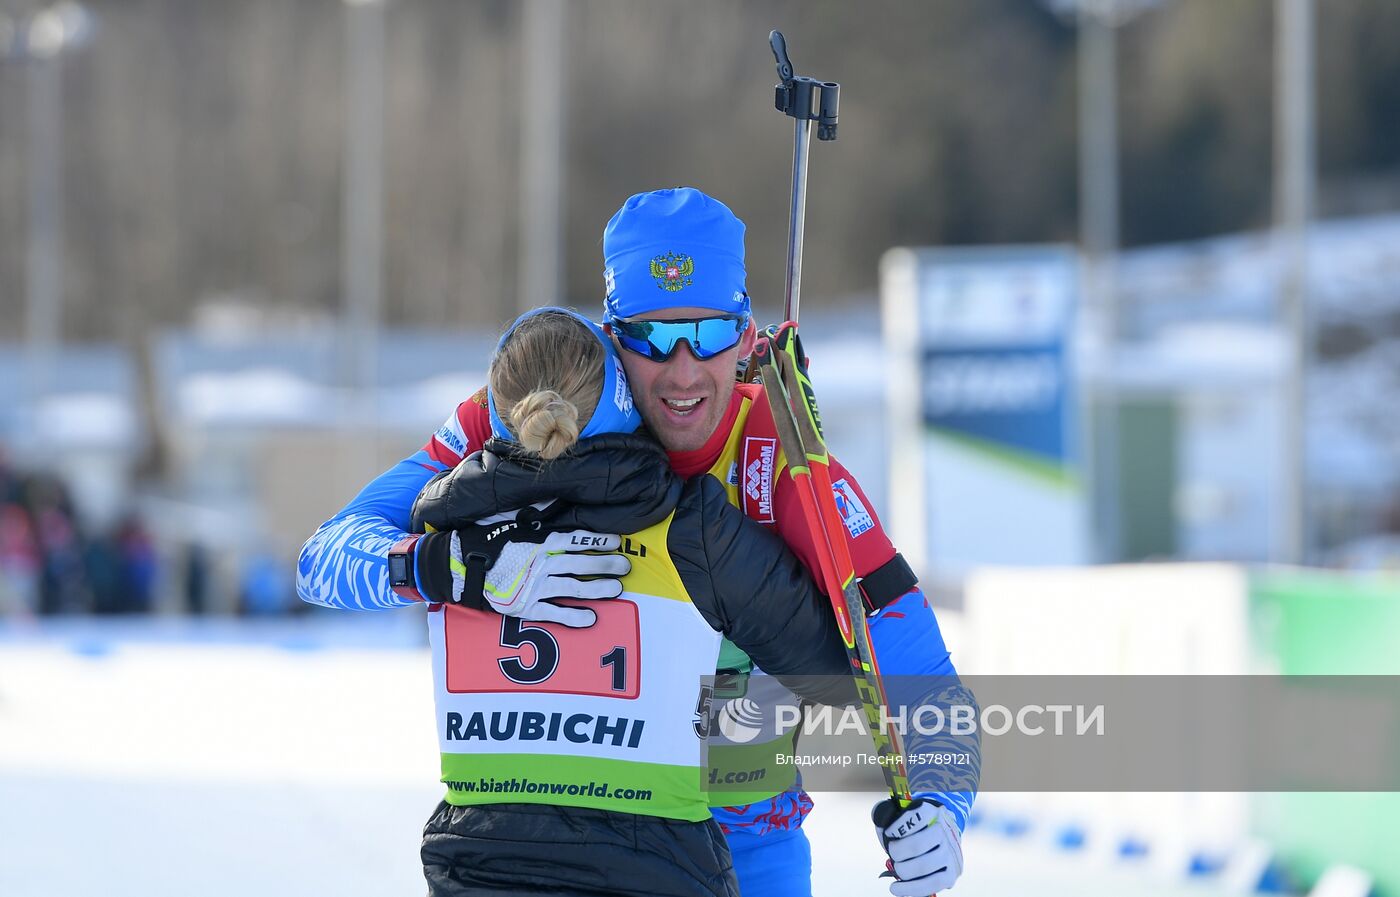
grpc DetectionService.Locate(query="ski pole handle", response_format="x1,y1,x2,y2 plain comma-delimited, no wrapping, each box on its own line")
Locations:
769,30,840,324
770,31,839,140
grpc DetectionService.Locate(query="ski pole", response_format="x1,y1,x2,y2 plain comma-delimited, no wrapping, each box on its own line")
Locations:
765,36,937,890
767,30,913,803
769,30,839,324
752,327,913,806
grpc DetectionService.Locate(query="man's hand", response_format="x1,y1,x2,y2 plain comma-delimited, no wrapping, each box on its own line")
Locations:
871,797,963,896
455,529,629,628
742,321,811,384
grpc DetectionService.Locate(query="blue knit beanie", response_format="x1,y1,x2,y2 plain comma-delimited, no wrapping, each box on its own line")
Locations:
602,187,750,322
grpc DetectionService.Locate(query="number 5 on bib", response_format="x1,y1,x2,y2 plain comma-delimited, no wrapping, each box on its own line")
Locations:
443,600,642,699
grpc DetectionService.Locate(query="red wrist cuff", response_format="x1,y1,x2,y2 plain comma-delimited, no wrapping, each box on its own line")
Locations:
388,534,425,602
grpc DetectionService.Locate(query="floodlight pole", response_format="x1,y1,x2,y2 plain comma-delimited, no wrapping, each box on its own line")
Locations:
26,42,63,413
1077,3,1122,563
342,0,386,408
1274,0,1314,565
5,5,95,428
519,0,566,312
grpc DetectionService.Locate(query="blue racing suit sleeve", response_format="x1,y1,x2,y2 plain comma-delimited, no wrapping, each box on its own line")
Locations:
869,587,980,833
295,450,447,610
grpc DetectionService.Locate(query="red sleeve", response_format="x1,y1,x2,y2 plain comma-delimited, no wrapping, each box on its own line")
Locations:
771,454,897,581
419,386,492,468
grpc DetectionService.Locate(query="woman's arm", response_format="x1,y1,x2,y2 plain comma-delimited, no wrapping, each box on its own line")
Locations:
670,475,854,703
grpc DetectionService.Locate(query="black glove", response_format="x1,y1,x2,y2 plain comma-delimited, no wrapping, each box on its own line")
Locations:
414,508,629,628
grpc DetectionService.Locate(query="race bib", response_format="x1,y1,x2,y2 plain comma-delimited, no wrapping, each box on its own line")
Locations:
443,600,641,699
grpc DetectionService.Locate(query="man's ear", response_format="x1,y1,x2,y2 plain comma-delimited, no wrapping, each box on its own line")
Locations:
738,319,758,357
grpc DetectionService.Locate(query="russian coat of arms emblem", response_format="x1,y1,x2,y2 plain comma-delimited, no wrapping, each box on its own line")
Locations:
649,252,694,291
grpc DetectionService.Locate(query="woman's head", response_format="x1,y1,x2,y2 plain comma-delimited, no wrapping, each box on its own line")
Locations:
487,308,641,459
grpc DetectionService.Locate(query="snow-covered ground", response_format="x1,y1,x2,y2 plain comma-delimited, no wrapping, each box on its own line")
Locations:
0,629,1243,897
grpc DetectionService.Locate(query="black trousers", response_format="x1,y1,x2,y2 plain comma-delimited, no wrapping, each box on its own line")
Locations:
421,801,740,897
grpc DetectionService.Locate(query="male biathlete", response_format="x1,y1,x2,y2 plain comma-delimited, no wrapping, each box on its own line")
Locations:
299,187,975,897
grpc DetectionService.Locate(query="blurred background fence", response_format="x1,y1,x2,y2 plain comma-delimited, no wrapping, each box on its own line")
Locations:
2,0,1399,619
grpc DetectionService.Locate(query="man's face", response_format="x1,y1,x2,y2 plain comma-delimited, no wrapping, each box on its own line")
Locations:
612,306,757,453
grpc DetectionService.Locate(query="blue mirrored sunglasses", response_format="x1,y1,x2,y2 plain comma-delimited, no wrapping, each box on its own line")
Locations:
610,313,750,362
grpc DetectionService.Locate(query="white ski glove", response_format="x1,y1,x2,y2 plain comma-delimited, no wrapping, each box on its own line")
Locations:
871,798,963,896
452,529,629,628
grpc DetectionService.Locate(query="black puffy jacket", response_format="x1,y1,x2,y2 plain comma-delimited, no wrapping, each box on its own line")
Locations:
410,433,853,897
413,433,854,694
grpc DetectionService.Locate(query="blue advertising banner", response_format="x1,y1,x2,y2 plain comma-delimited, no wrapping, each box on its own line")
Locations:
921,342,1069,464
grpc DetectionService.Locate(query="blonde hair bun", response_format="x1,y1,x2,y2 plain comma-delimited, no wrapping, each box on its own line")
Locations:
510,389,581,460
489,310,604,460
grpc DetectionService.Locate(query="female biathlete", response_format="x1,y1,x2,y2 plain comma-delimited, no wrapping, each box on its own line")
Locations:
298,307,855,897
